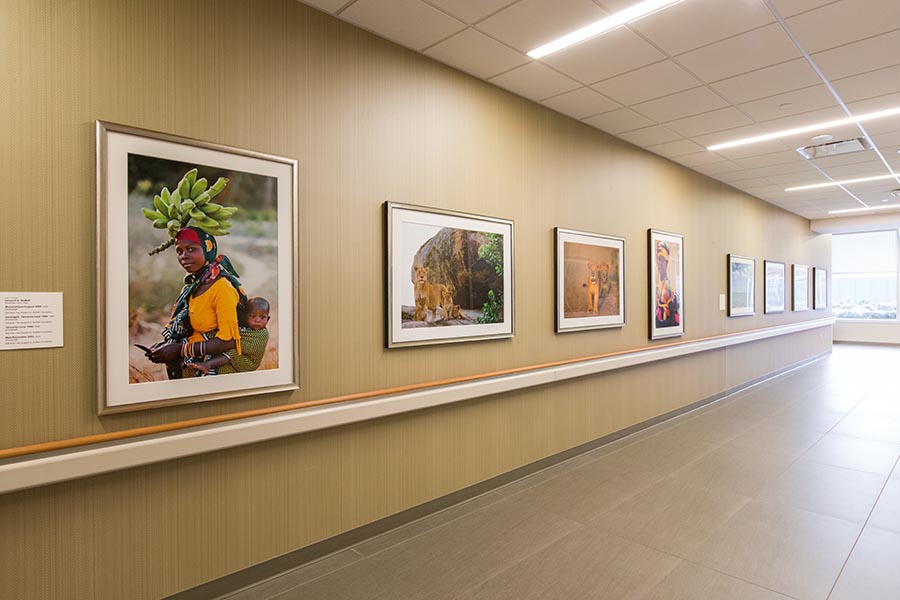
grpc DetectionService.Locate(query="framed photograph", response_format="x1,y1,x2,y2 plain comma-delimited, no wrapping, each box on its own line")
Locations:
96,121,299,414
793,264,810,311
728,254,756,317
555,228,625,333
764,260,786,314
649,229,684,340
814,267,828,310
386,202,513,348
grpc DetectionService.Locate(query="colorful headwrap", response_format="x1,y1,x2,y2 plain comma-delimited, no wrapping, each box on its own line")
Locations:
162,227,248,343
657,241,670,260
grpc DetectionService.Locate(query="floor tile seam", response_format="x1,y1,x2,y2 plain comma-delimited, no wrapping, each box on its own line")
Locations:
352,490,507,558
510,469,662,526
213,548,367,600
677,556,802,599
797,454,899,478
220,549,369,600
825,453,900,599
587,489,755,561
440,516,596,599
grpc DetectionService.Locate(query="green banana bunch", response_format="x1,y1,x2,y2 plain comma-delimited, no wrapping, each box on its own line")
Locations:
142,168,236,255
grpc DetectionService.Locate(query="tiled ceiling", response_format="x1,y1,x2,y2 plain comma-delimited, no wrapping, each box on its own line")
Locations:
300,0,900,221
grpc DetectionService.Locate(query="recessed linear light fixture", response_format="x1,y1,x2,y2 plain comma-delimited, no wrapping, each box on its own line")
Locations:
829,204,900,215
785,173,900,192
707,105,900,151
527,0,687,59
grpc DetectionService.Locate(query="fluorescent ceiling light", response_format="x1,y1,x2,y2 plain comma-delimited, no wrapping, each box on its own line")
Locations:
829,204,900,215
527,0,686,59
786,173,900,192
707,105,900,151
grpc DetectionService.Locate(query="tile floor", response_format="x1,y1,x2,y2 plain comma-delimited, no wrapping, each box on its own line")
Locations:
223,344,900,600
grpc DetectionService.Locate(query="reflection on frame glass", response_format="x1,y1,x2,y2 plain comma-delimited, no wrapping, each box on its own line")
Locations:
386,202,514,348
555,228,625,333
728,254,756,317
764,260,786,314
793,264,810,311
814,267,828,310
649,229,684,340
96,121,299,414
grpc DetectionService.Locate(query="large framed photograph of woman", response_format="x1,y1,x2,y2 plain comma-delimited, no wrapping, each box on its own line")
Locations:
386,202,513,348
649,229,684,340
96,121,298,413
555,228,625,333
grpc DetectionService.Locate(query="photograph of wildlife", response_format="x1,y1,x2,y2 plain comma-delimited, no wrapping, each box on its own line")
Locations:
555,228,625,332
387,203,513,347
400,224,504,328
127,154,280,384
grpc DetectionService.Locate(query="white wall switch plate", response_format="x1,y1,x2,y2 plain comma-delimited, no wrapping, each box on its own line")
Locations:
719,294,726,311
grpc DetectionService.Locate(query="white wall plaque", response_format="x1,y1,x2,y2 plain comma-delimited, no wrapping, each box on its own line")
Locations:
0,293,63,350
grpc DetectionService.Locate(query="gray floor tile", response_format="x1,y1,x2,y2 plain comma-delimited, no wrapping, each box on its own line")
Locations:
600,430,718,476
689,500,861,599
668,445,793,497
869,477,900,534
768,404,846,434
638,561,794,600
831,414,900,444
800,433,900,476
759,461,886,524
830,527,900,600
725,423,823,460
663,411,760,445
290,497,582,600
455,528,680,600
853,392,900,420
590,477,751,558
353,491,503,556
494,451,604,497
510,459,662,523
223,550,362,600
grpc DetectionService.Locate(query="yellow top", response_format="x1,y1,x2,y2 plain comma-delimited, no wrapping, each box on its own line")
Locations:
187,277,242,354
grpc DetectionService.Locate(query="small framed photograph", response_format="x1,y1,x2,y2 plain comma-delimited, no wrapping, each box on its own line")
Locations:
814,267,828,310
554,228,625,333
728,254,756,317
649,229,684,340
764,260,786,314
386,202,513,348
96,121,299,413
793,264,810,311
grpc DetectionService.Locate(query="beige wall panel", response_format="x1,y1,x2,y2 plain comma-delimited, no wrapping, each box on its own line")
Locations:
0,0,832,597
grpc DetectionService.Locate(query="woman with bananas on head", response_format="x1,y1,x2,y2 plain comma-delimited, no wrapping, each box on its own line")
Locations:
146,226,248,378
141,168,247,378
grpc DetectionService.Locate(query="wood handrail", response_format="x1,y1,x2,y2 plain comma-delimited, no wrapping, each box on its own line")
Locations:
0,321,827,461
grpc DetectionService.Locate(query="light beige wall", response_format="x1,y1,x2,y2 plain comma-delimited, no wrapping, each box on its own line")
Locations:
0,0,831,597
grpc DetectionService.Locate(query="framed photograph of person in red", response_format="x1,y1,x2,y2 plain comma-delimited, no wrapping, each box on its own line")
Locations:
649,229,684,340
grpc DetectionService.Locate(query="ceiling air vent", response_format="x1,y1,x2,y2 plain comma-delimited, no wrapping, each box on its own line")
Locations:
796,137,873,160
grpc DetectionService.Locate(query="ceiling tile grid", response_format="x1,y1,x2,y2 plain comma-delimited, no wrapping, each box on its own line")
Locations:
300,0,900,219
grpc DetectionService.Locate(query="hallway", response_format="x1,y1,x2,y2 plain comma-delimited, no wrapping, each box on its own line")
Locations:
225,344,900,600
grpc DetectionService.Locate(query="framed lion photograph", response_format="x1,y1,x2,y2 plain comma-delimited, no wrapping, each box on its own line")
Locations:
385,202,514,348
96,121,299,413
555,228,625,333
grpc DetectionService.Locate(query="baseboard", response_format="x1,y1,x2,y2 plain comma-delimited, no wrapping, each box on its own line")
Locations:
165,349,831,600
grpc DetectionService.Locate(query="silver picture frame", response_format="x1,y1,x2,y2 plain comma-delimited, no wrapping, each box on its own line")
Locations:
385,202,514,348
96,121,299,414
